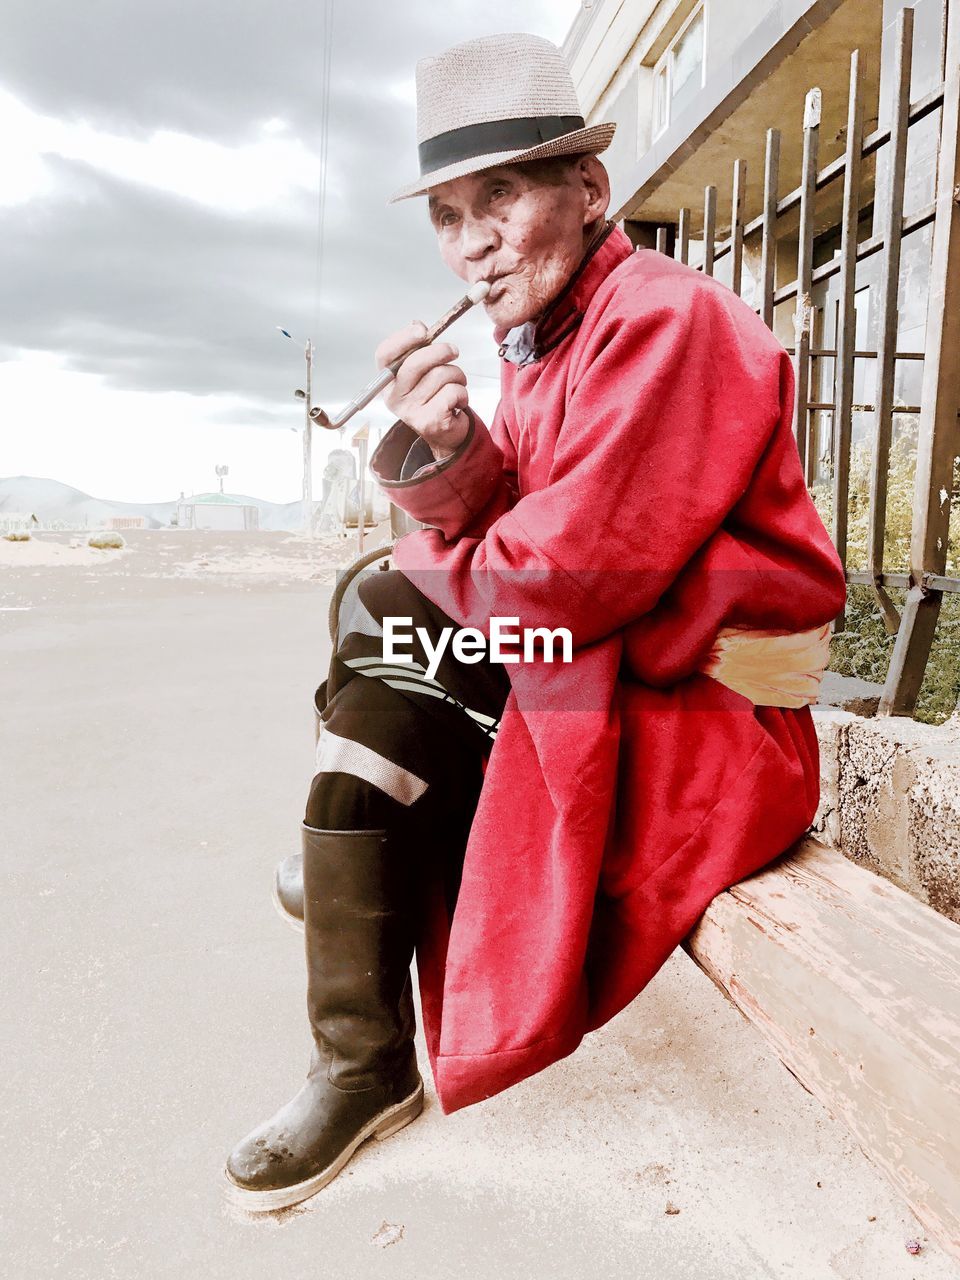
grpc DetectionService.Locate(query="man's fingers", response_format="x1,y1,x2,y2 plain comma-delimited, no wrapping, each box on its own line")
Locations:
399,363,467,409
438,383,469,416
392,342,461,396
407,361,467,400
423,383,469,428
375,323,470,445
417,363,471,407
375,322,428,370
421,385,471,455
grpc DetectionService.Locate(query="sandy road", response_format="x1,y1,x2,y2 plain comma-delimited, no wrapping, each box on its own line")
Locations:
1,529,954,1279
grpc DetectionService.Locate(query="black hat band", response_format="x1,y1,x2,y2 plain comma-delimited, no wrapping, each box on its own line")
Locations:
418,114,587,175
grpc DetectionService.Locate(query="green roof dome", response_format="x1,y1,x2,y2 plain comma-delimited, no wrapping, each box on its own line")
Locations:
186,492,244,505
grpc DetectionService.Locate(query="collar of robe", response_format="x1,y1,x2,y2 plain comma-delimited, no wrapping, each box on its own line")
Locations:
496,218,623,367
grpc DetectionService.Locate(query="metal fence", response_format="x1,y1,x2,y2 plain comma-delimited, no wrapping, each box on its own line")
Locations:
639,3,959,718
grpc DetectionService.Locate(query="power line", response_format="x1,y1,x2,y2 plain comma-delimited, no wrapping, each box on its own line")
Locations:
313,0,335,345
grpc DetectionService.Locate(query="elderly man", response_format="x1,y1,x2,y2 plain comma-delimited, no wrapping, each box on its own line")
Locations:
225,32,846,1211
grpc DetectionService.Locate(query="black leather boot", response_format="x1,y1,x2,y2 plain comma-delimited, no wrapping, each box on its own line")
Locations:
225,825,424,1211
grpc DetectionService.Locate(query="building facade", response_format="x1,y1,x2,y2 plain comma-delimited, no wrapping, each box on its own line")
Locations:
565,0,958,718
176,493,260,531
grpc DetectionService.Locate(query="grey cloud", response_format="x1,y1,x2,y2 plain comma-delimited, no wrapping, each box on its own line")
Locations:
2,2,573,140
0,153,498,410
0,1,577,429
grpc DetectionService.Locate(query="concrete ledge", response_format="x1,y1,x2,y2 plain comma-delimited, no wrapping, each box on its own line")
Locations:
683,836,960,1263
817,669,884,717
811,703,960,922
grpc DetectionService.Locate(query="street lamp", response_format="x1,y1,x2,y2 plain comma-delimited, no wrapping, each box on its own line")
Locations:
277,327,315,534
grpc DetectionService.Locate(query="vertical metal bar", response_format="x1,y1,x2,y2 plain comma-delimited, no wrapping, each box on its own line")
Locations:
760,128,781,330
731,159,745,297
677,208,690,265
703,186,717,276
869,9,914,639
810,303,825,482
823,298,841,478
831,51,866,634
656,226,668,255
793,87,821,484
880,0,960,716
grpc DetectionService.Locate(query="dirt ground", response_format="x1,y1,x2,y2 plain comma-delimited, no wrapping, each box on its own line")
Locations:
2,528,956,1279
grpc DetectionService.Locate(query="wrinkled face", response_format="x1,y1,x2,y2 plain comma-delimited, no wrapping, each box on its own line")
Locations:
427,164,599,330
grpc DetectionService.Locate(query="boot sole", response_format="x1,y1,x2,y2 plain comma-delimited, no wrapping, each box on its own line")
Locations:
270,873,305,935
223,1078,425,1213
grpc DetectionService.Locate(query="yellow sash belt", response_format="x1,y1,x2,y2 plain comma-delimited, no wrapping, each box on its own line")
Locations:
696,622,831,708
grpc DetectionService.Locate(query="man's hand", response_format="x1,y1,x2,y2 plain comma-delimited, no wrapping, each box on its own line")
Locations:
376,322,469,460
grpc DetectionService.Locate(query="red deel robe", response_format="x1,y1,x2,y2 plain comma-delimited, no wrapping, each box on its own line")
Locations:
370,224,847,1113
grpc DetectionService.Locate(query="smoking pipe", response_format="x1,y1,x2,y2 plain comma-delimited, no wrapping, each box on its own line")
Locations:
308,280,491,430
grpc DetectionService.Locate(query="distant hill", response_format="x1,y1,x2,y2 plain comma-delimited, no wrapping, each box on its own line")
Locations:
0,476,305,532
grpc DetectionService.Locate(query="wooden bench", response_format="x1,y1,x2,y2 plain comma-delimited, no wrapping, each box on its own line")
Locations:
683,836,960,1262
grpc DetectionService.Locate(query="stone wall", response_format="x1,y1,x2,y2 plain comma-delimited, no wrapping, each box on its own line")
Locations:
811,697,960,923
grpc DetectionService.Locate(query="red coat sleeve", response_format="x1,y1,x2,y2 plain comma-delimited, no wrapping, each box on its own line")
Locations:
392,270,833,647
371,403,520,541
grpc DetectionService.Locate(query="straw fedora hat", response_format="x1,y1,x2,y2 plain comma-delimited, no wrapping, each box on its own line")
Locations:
389,32,616,204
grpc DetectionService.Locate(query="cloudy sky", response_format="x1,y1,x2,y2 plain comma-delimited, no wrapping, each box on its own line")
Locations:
0,1,581,502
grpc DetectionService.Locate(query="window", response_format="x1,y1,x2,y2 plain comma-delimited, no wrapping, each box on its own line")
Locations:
651,3,706,140
653,62,669,137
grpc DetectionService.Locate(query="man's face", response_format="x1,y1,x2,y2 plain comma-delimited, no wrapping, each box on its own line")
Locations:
427,163,599,330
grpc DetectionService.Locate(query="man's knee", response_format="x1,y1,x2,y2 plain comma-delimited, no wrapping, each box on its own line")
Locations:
308,675,429,826
356,568,415,624
305,770,401,832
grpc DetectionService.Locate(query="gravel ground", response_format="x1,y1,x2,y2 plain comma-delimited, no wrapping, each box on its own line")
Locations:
2,529,956,1280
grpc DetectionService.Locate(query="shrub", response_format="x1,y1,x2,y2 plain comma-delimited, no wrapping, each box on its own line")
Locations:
88,531,126,550
812,423,960,725
2,530,31,541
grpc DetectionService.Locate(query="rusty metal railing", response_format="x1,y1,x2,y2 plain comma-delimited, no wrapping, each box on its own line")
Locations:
637,4,960,718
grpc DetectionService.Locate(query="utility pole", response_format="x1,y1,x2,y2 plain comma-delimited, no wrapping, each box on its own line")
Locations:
302,339,314,534
278,326,316,536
